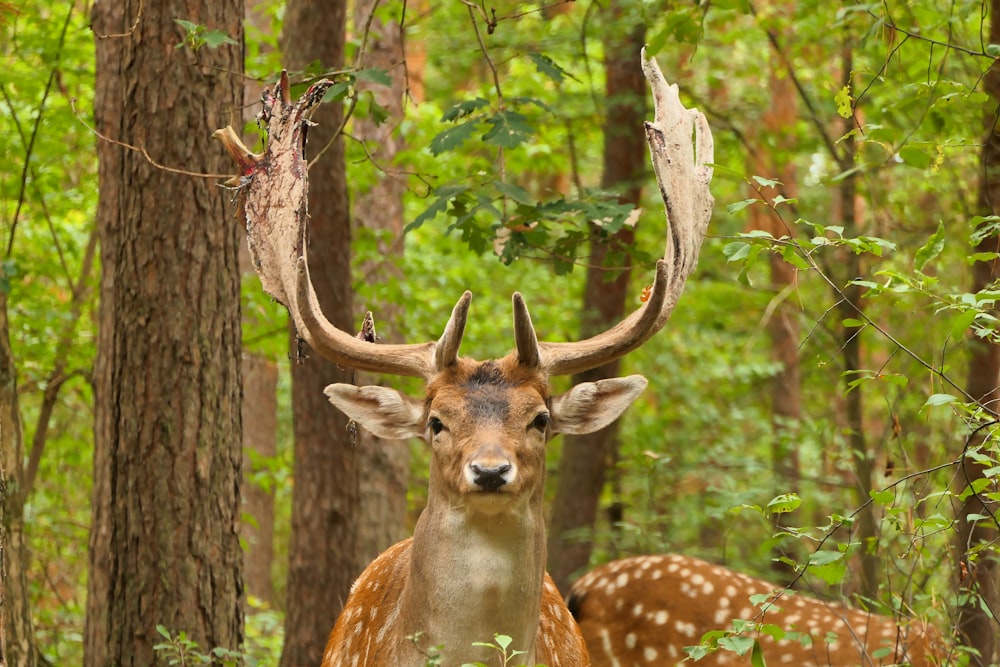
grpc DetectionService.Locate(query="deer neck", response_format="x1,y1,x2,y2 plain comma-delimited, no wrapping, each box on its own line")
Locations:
402,489,547,666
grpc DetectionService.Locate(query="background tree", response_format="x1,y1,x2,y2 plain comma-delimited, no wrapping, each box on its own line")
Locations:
279,1,359,665
957,1,1000,662
87,2,245,664
546,3,647,592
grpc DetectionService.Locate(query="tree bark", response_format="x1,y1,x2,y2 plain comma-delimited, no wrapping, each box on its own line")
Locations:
279,3,359,665
241,355,278,606
0,291,37,667
89,3,245,664
84,3,120,665
956,1,1000,661
352,0,411,566
546,13,646,594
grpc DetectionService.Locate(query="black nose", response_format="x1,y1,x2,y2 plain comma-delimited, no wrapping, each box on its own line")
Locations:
471,463,511,492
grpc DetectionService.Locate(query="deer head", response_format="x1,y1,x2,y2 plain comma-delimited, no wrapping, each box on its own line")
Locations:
215,50,713,667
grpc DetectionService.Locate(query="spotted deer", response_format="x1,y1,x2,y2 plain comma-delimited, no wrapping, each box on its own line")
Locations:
215,50,713,667
567,554,946,667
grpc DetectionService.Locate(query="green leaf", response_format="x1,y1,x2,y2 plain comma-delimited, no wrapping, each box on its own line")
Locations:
841,317,865,328
355,67,392,86
835,86,853,118
987,43,1000,57
429,120,479,155
719,635,755,656
440,97,491,122
201,29,237,49
493,181,532,205
494,634,513,650
766,493,801,514
482,110,534,149
870,488,894,505
750,639,767,667
899,145,933,169
322,82,350,103
525,52,578,83
915,221,945,270
951,309,978,338
727,198,757,214
923,393,958,407
752,175,781,188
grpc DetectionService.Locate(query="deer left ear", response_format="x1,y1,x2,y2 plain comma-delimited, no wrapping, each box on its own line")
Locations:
551,375,648,435
324,384,426,439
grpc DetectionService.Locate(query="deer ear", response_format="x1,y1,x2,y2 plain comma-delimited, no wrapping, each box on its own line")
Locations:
551,375,648,435
324,384,426,439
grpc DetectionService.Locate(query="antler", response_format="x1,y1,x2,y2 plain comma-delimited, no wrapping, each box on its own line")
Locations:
216,52,711,380
214,72,467,378
529,49,714,376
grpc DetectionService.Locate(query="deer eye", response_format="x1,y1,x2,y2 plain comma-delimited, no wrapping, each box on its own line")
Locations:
428,416,445,435
530,413,550,432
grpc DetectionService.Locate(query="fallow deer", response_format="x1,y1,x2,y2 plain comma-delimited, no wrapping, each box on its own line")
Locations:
567,554,946,666
215,50,713,667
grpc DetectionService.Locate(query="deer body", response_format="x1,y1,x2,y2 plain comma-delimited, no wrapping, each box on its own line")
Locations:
568,554,944,667
215,51,713,667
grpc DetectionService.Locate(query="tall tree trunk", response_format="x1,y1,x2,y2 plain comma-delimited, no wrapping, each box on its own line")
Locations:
546,13,646,594
832,45,879,600
749,0,801,582
241,355,278,606
90,3,245,664
0,291,36,667
239,0,278,609
279,3,358,665
84,3,121,665
352,0,411,565
956,1,1000,661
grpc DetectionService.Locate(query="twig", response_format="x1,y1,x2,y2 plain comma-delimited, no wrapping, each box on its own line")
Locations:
69,98,233,179
92,0,143,39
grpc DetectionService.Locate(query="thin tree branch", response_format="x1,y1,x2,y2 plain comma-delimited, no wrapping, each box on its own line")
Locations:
4,2,74,257
21,230,97,502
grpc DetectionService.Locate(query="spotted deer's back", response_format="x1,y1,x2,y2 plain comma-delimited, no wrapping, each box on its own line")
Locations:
537,574,591,667
321,539,412,667
568,554,942,667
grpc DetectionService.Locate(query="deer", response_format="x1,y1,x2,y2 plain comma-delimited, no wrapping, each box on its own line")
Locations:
567,554,946,667
214,49,713,667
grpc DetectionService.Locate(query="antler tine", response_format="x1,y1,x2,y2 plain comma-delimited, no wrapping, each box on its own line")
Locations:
217,73,444,379
434,291,472,369
538,50,713,377
512,293,541,368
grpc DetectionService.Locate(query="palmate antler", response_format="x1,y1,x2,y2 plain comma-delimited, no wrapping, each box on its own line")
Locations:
214,52,713,379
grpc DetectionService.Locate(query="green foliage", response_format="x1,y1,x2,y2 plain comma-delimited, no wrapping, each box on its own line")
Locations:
154,625,271,667
9,0,1000,661
174,19,238,51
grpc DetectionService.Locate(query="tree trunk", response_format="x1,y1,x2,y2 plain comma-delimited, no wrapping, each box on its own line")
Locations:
0,291,36,667
546,13,646,594
831,45,879,600
84,3,121,665
956,1,1000,661
352,0,411,566
748,0,801,582
90,3,245,664
279,3,359,665
241,355,278,606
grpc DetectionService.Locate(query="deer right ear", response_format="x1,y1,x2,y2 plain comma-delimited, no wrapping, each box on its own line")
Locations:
551,375,648,435
324,384,426,440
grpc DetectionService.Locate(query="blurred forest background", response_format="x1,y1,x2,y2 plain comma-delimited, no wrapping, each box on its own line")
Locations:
3,0,1000,665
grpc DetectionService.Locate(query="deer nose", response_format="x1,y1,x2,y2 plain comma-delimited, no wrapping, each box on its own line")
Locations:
470,461,512,491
